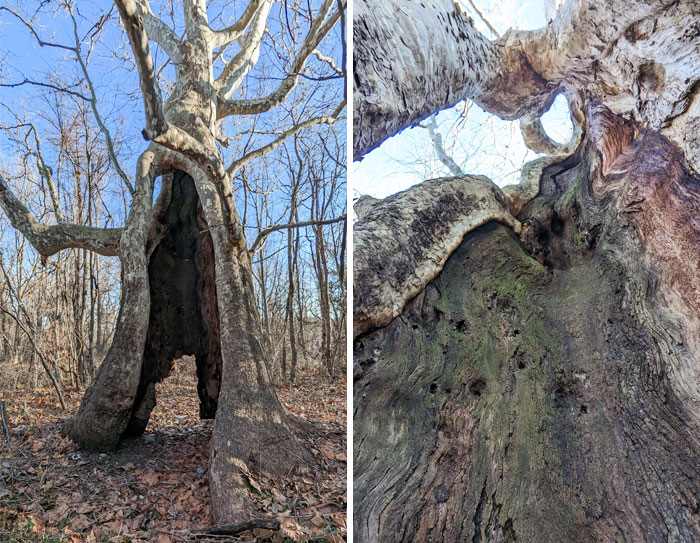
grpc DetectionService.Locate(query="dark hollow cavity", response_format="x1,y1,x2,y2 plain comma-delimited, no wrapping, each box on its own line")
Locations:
125,171,222,436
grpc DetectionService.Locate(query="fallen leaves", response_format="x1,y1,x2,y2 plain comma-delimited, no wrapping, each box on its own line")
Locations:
0,366,347,542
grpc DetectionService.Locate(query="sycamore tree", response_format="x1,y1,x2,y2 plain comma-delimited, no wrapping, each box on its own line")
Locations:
0,0,344,524
354,0,700,541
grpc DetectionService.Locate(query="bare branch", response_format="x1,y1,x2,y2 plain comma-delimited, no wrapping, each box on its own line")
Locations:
0,303,66,409
133,0,183,61
70,7,135,195
227,102,345,175
0,6,75,52
311,50,343,76
249,215,347,255
423,115,464,176
114,0,168,140
215,0,273,99
462,0,500,38
25,124,66,223
0,173,122,257
217,0,345,119
211,0,266,48
0,79,89,101
1,119,69,224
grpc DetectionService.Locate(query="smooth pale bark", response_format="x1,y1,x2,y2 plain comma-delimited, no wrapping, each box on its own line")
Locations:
354,0,700,161
0,173,122,257
64,150,155,450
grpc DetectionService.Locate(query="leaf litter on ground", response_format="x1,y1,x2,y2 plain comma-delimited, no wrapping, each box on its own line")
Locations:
0,363,346,542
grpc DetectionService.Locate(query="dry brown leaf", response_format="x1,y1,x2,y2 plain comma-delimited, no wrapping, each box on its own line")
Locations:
279,517,307,540
310,513,325,528
141,472,159,486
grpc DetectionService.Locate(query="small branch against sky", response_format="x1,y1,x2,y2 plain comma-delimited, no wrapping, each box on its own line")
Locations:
461,0,500,38
69,4,134,195
421,114,465,176
248,214,347,255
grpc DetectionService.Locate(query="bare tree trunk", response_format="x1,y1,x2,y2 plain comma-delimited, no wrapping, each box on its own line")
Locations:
286,215,299,384
0,0,342,527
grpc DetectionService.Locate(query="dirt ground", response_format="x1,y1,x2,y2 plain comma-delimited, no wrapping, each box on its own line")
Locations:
0,364,346,542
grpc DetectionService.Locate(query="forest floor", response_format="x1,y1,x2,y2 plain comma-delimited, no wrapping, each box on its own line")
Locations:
0,364,346,542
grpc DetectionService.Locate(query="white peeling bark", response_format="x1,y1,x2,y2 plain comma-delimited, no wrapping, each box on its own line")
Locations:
134,0,183,62
215,0,273,99
212,0,265,48
503,155,562,216
353,175,520,338
216,0,344,119
354,0,700,161
353,0,549,159
115,0,168,140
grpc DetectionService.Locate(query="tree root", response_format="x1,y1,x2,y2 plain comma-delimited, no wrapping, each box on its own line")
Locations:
192,519,280,538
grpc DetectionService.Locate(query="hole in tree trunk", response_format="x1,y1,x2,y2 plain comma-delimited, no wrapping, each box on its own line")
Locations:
124,171,222,437
540,93,573,145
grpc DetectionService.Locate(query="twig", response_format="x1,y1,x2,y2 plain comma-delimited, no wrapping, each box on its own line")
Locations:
249,215,346,255
156,530,189,542
463,0,500,38
192,519,280,537
0,402,10,446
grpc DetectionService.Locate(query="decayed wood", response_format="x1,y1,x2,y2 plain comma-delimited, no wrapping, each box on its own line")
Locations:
192,518,280,537
353,1,700,541
354,107,700,540
353,175,519,338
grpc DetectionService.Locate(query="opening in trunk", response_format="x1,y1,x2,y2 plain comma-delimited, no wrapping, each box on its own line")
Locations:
125,170,222,437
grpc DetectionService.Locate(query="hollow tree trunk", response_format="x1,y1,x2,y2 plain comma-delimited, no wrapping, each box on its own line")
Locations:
353,0,700,540
353,103,700,541
64,157,310,523
124,170,222,436
0,0,341,528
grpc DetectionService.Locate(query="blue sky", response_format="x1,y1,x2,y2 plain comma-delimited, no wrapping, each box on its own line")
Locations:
0,1,346,230
0,1,346,316
353,0,571,199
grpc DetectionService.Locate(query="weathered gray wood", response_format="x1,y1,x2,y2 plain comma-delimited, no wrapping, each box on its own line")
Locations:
353,1,700,541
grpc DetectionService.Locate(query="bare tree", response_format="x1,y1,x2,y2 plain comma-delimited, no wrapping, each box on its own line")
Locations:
0,0,344,524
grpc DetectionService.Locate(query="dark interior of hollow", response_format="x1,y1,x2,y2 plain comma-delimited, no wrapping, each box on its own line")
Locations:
124,171,222,437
